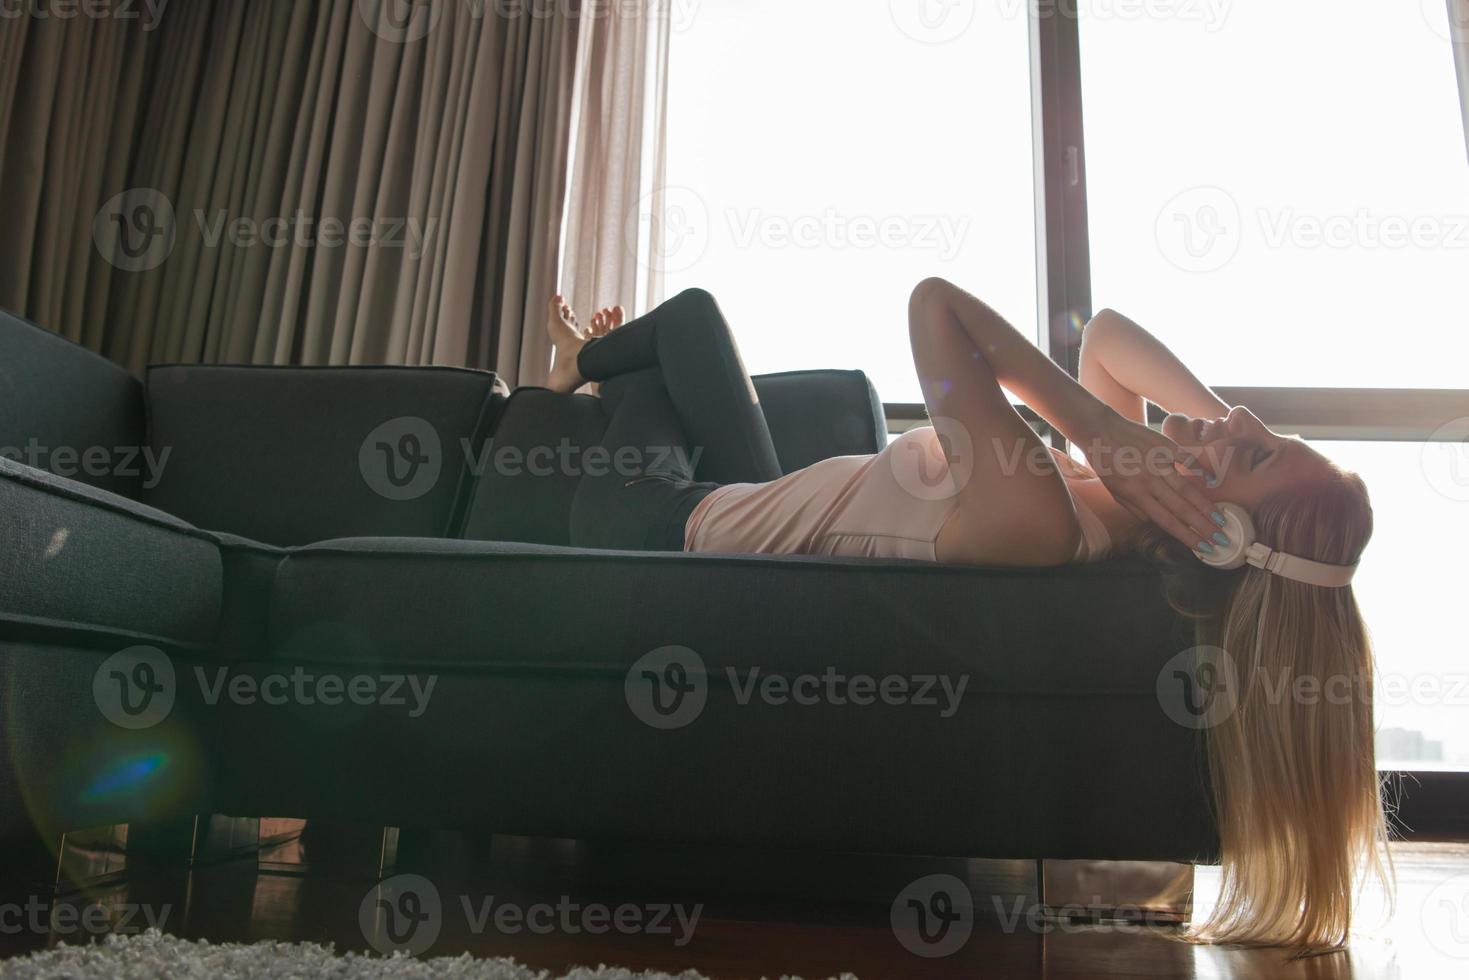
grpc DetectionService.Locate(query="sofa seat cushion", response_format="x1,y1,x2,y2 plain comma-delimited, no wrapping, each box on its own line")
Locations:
0,458,222,644
268,537,1189,690
237,537,1214,860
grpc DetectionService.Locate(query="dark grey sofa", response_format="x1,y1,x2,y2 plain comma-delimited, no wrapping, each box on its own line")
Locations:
0,308,1218,870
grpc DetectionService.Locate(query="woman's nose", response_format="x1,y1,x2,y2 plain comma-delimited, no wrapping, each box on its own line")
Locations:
1225,405,1250,432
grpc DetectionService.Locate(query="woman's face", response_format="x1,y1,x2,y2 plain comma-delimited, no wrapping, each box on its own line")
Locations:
1162,406,1334,509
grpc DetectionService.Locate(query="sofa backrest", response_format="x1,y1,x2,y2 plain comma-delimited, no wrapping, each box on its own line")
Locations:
0,309,147,498
458,387,609,546
752,369,887,474
144,365,506,546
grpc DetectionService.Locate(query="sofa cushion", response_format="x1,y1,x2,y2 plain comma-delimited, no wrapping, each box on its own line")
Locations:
458,388,609,546
144,365,506,546
231,536,1215,861
267,537,1190,687
0,458,221,644
752,369,887,474
0,309,147,498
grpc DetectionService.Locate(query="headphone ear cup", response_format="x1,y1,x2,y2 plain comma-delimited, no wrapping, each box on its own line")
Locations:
1194,502,1255,570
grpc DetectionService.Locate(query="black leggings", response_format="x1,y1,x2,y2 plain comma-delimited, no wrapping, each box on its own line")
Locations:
568,289,782,551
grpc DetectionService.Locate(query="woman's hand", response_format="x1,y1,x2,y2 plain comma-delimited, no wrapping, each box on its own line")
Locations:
1081,407,1225,551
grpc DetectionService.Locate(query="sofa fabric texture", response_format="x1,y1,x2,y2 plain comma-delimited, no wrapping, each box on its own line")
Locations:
0,457,221,645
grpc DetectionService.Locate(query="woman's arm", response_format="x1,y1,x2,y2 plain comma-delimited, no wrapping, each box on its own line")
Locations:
909,279,1222,551
1079,309,1231,422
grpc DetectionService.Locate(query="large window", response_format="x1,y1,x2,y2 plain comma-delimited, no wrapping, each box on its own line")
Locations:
664,0,1037,403
1080,2,1469,388
1325,441,1469,768
1079,5,1469,770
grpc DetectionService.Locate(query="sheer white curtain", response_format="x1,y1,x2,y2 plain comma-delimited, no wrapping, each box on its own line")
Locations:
558,1,673,346
1452,0,1469,163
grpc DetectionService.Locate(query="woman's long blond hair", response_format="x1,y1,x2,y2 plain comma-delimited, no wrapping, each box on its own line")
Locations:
1143,468,1391,952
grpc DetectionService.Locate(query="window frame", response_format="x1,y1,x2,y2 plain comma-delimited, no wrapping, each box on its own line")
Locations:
885,2,1469,836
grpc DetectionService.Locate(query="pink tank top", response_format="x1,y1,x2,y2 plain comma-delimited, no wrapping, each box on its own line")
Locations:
683,426,1112,563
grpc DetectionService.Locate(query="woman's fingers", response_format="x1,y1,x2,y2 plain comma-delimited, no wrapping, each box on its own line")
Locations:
1153,476,1221,548
1140,494,1205,552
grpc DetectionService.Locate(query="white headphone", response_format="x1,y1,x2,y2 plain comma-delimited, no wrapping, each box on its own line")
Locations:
1192,503,1358,588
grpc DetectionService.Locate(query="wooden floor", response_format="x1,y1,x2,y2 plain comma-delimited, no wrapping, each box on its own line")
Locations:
0,830,1463,979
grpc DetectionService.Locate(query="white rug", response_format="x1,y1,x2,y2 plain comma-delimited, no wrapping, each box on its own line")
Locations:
0,930,853,980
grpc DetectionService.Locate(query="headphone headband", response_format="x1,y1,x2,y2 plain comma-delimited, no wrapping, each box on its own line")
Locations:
1193,503,1358,589
1243,542,1358,588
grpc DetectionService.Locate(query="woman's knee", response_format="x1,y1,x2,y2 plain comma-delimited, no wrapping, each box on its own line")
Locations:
908,277,955,319
667,287,721,321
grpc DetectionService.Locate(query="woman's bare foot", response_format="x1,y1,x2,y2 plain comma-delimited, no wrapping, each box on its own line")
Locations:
547,295,589,393
588,304,627,339
546,297,629,394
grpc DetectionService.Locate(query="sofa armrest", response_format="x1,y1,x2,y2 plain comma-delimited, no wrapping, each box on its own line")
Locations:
752,369,887,474
0,309,147,498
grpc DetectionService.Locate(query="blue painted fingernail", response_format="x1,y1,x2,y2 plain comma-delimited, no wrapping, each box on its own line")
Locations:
1198,541,1215,555
1205,475,1219,488
1213,531,1230,547
1212,512,1227,527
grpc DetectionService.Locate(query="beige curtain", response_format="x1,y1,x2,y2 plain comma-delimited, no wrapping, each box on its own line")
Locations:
560,0,673,328
0,0,587,385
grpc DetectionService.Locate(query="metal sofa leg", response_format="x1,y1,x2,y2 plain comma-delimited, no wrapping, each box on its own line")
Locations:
1038,859,1194,926
258,819,399,880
